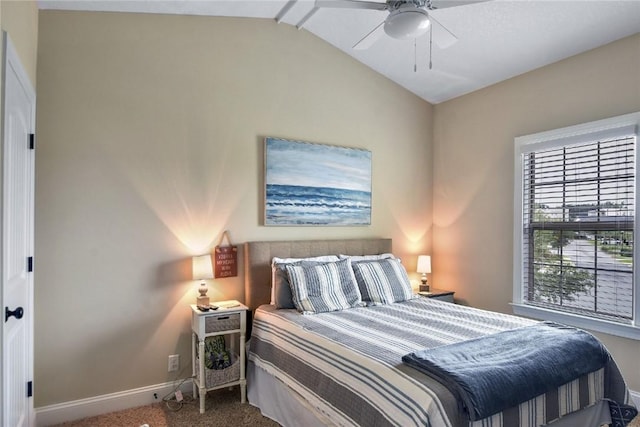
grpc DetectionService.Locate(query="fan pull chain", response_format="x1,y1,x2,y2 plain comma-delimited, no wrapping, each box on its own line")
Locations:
414,38,417,73
429,23,433,70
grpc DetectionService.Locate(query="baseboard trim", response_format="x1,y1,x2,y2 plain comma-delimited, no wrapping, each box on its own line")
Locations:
35,378,193,426
630,389,640,407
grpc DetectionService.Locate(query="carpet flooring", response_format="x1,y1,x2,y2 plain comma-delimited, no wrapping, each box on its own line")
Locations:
51,386,640,427
51,387,278,427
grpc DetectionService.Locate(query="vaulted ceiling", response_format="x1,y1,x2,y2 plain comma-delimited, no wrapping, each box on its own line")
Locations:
37,0,640,104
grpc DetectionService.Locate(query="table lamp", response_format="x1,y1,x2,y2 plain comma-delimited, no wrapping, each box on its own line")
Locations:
193,254,213,309
417,255,431,292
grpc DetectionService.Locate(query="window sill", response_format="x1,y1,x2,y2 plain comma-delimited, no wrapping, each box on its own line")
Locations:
510,303,640,340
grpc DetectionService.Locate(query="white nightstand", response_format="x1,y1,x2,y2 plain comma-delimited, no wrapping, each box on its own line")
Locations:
191,301,248,414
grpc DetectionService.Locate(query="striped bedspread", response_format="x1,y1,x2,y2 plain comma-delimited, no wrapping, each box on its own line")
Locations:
248,298,631,427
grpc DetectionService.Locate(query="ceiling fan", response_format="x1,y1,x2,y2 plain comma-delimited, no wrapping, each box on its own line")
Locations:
314,0,487,50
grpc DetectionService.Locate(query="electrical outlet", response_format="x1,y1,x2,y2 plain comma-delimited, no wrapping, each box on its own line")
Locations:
168,354,179,372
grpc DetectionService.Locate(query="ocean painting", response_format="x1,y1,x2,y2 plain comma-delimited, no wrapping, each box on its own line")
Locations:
265,138,372,226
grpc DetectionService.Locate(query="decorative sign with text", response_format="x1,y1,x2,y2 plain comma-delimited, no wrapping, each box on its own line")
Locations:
214,231,238,278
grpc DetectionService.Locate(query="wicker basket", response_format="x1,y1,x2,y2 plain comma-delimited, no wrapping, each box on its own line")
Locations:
197,353,240,388
205,313,240,333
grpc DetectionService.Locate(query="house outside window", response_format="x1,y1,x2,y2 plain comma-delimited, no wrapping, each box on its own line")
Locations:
513,112,640,340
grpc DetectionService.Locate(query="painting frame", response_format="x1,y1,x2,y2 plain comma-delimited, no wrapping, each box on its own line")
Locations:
264,137,372,226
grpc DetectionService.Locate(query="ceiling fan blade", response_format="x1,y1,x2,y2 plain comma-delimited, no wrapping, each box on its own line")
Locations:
296,6,319,29
352,21,385,50
429,0,490,10
429,14,457,49
315,0,388,11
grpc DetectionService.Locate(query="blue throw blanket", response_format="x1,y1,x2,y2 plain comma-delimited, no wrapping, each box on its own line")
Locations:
402,321,611,421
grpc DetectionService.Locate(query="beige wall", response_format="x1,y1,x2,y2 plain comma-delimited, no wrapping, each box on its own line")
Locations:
433,33,640,390
35,11,433,406
1,0,38,87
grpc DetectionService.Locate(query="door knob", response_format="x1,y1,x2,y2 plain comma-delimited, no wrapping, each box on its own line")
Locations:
5,306,24,322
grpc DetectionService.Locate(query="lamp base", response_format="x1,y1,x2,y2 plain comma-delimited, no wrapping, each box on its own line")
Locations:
197,295,210,309
419,284,430,292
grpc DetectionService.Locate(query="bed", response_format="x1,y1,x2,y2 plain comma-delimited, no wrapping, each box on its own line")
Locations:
244,238,634,427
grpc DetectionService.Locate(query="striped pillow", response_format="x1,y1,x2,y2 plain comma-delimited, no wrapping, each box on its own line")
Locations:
338,253,396,261
352,258,414,305
271,255,340,309
285,258,362,314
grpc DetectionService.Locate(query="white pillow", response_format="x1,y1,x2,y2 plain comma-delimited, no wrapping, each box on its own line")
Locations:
270,255,340,306
285,258,362,314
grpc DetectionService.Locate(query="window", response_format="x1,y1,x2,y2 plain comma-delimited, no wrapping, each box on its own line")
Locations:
513,112,640,339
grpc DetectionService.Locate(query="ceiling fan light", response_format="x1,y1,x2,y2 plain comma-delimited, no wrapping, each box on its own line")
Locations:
384,7,430,40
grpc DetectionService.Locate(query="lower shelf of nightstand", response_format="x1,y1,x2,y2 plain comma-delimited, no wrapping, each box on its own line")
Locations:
193,376,246,393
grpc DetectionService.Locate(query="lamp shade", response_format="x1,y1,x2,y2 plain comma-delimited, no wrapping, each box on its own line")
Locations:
416,255,431,274
192,254,213,280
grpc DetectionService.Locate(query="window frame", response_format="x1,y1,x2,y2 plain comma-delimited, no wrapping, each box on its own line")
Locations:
512,112,640,340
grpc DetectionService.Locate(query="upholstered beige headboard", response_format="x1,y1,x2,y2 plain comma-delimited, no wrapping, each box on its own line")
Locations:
244,238,392,311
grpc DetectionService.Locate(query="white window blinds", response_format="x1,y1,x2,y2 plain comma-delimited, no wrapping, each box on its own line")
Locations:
521,129,636,324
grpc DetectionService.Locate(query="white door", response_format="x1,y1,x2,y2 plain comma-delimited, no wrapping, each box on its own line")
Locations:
2,33,35,427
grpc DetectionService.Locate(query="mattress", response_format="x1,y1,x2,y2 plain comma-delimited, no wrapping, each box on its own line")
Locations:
248,298,631,427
